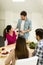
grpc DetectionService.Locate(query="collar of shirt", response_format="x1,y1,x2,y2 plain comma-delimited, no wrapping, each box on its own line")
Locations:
38,39,43,47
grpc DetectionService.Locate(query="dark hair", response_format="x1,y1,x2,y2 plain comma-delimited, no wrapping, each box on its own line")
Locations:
15,36,29,59
20,11,27,16
35,28,43,39
3,25,12,41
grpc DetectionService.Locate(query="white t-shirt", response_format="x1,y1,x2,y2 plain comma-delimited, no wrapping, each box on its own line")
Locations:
20,20,25,31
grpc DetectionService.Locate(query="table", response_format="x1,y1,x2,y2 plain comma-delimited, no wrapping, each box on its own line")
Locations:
0,44,16,65
0,44,34,65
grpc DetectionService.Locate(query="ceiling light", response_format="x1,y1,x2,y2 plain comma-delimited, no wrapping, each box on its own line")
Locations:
12,0,25,2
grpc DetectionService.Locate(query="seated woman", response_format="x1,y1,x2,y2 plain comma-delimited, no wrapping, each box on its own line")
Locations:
5,36,29,65
3,25,16,45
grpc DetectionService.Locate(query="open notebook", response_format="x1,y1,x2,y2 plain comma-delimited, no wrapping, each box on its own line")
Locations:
16,56,38,65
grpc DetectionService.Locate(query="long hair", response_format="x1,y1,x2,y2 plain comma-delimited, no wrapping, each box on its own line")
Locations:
15,36,29,59
3,25,12,41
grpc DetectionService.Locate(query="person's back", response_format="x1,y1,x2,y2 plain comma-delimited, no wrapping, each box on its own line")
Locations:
15,36,29,59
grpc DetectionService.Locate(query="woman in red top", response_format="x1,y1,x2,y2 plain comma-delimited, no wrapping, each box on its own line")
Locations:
3,25,16,45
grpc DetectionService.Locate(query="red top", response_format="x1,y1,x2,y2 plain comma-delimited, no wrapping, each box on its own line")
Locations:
6,31,16,45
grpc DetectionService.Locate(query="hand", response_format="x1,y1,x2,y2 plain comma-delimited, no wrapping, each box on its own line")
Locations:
21,30,26,34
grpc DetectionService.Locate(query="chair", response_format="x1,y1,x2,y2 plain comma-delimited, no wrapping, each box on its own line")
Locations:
15,56,38,65
4,39,8,46
0,36,4,47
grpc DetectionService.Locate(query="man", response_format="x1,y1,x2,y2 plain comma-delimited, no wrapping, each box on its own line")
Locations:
16,11,32,40
35,29,43,65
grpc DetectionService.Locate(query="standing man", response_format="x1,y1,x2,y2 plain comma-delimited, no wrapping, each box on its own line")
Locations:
16,11,32,40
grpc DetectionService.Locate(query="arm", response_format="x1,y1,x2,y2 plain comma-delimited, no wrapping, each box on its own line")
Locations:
5,50,15,65
23,29,31,33
16,19,20,29
35,46,42,57
26,20,32,32
21,20,32,34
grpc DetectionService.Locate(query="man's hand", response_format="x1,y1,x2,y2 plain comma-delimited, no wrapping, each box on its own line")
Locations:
21,29,30,34
21,30,26,34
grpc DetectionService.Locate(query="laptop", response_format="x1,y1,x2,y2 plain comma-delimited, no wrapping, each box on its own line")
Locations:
16,56,38,65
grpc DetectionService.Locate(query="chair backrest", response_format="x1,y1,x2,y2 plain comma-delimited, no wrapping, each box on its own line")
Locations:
15,56,38,65
4,39,8,46
0,36,4,47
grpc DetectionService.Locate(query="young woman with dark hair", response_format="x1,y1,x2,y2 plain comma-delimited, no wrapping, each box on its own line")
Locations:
3,25,16,45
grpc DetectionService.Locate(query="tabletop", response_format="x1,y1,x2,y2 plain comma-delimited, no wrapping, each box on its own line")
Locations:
0,44,34,65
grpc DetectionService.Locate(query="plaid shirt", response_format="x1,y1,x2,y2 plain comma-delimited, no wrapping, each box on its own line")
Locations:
35,39,43,65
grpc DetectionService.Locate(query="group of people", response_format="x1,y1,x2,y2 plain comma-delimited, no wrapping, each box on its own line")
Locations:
3,11,43,65
3,11,32,45
5,28,43,65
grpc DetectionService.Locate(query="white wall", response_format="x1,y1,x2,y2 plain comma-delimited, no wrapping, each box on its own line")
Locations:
5,11,19,28
0,11,5,36
29,13,43,42
5,11,32,29
0,11,43,42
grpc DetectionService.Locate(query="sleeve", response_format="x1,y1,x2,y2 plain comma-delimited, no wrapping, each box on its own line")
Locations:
35,46,43,64
35,46,43,58
14,31,17,37
16,19,20,29
28,20,32,30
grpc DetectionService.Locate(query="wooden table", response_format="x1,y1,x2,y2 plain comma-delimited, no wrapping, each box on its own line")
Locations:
0,44,16,65
0,44,34,65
